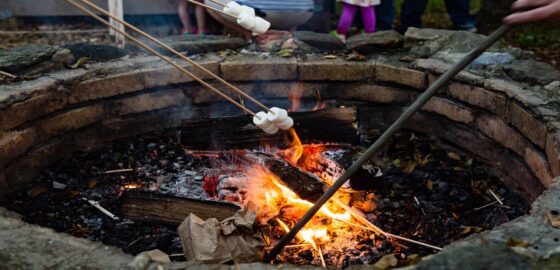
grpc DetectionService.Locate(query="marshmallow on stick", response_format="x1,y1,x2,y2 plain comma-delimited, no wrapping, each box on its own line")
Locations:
267,107,294,130
224,2,270,35
253,111,279,134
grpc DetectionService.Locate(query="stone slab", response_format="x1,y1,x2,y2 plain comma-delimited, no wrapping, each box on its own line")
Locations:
220,55,297,81
448,83,507,116
509,103,548,148
299,57,375,81
40,104,106,136
376,61,427,89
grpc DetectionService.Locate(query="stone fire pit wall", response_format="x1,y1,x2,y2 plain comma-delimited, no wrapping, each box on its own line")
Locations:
1,29,560,269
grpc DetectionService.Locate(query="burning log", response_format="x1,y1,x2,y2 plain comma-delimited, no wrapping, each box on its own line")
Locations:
180,107,358,149
120,190,241,225
252,153,325,202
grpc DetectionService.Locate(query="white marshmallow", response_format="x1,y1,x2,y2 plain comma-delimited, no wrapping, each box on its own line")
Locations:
223,1,244,16
251,16,271,35
276,117,294,130
253,111,273,129
267,107,288,123
237,13,257,30
241,5,255,16
262,124,280,135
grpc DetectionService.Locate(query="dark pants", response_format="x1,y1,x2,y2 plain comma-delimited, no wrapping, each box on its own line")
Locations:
376,0,475,32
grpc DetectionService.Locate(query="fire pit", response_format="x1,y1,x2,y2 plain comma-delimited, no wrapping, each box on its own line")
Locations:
1,29,560,269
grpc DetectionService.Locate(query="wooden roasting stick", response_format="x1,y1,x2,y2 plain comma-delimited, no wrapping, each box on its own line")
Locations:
185,0,238,19
264,24,514,261
77,0,272,114
64,0,271,118
0,70,16,79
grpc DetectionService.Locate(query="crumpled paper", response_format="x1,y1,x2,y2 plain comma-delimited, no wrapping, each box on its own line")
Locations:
178,208,264,264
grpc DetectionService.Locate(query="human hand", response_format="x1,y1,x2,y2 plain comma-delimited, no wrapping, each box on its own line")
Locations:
504,0,560,24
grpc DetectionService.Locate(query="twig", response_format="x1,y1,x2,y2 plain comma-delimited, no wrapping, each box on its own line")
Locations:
0,70,16,79
488,189,504,205
332,198,386,236
264,243,310,250
332,198,442,251
317,244,327,268
474,200,500,211
414,196,427,216
104,168,134,174
87,199,119,220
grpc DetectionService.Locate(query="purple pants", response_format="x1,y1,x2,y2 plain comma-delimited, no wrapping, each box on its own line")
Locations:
337,3,376,35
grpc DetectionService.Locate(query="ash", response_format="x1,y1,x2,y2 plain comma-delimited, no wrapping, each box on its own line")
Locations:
1,131,529,267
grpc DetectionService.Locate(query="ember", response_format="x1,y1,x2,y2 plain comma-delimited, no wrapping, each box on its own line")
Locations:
1,129,528,267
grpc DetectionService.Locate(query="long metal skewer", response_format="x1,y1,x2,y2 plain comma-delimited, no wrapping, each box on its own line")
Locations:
77,0,274,114
264,24,513,261
62,0,259,117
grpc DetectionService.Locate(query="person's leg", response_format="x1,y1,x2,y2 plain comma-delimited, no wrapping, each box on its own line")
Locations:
399,0,428,33
337,3,358,36
360,6,376,33
444,0,476,30
178,0,194,33
194,0,208,34
375,0,395,31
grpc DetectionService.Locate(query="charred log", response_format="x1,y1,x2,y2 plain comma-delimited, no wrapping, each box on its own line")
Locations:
179,107,358,149
253,153,326,202
120,190,240,225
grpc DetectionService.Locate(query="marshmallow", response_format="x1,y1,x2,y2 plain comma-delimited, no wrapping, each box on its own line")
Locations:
237,13,257,30
276,117,294,130
251,16,271,35
241,5,255,16
223,1,244,16
262,124,280,135
267,107,288,123
253,111,273,129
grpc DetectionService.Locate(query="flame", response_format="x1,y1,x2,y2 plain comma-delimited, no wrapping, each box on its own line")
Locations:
300,227,329,251
312,90,327,111
123,183,142,189
286,128,304,164
288,83,305,112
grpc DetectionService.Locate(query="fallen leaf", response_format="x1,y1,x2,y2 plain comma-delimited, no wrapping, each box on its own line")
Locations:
70,56,90,69
465,158,474,167
373,254,398,270
425,180,434,191
275,49,293,58
87,180,98,189
544,210,560,228
507,238,531,248
392,159,402,168
461,225,483,235
323,54,338,59
346,51,366,61
447,152,462,161
405,161,418,174
27,186,48,198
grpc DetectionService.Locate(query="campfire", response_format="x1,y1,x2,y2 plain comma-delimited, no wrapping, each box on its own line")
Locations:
2,102,529,267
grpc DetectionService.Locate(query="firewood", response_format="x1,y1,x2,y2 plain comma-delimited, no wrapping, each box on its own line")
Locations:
252,153,326,202
180,107,358,150
120,190,240,225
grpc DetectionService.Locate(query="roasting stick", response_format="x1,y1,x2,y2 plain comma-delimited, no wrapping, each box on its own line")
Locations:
206,0,227,7
76,0,274,114
264,24,514,261
63,0,259,118
186,0,238,19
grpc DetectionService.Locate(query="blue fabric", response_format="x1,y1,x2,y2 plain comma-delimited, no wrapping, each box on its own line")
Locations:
236,0,315,12
375,0,395,31
377,0,475,32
